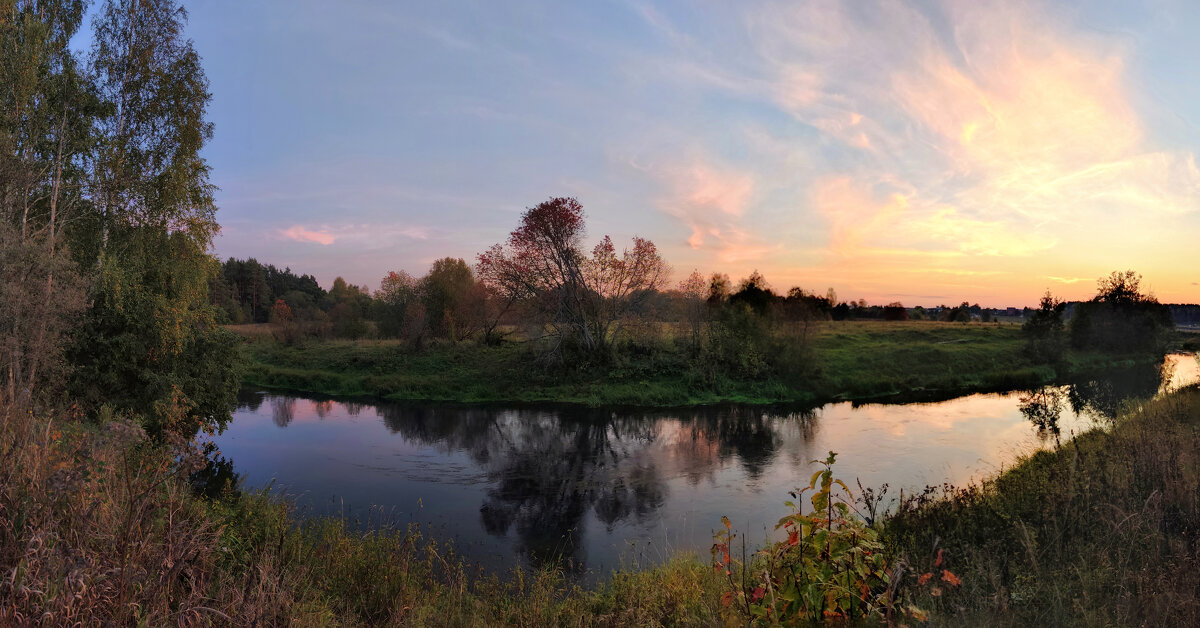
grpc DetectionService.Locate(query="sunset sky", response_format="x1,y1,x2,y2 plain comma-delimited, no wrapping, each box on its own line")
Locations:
132,1,1200,306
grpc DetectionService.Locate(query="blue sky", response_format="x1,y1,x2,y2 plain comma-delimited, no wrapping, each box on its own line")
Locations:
87,0,1200,306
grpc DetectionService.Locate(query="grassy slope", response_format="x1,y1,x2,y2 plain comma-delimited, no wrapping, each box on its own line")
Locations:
240,321,1157,406
883,384,1200,626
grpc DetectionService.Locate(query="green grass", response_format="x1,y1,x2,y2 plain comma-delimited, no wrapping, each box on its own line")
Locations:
239,321,1166,407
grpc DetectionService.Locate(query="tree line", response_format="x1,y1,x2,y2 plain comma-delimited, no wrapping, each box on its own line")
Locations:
226,196,1182,379
1023,270,1174,362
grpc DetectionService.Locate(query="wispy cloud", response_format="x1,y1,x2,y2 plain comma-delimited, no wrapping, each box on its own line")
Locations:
632,155,780,264
281,226,336,245
279,223,432,248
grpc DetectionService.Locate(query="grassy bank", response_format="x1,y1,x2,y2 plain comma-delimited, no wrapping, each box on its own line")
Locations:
239,321,1163,407
881,384,1200,625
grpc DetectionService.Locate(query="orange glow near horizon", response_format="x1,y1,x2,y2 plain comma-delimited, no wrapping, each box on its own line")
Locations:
638,1,1200,307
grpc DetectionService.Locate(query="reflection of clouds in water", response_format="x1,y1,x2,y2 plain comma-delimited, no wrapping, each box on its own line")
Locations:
821,394,1019,438
1161,353,1199,393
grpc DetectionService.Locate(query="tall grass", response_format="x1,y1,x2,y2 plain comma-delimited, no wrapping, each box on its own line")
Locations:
884,385,1200,625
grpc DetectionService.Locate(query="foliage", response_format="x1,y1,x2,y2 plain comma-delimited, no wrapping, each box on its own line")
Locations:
477,197,667,358
678,270,707,353
705,302,772,379
0,0,93,406
270,297,302,344
214,257,325,323
421,257,481,341
1070,270,1172,354
942,302,972,323
706,272,731,303
1023,290,1066,363
234,321,1169,408
0,400,728,626
883,302,908,321
729,270,774,315
885,386,1200,625
69,232,242,434
324,277,372,340
0,221,87,405
713,452,924,623
87,0,218,264
2,0,243,430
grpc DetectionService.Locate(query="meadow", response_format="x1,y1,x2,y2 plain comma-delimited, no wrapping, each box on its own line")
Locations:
237,320,1166,407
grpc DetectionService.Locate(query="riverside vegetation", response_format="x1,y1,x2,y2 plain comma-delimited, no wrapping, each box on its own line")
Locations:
238,320,1182,407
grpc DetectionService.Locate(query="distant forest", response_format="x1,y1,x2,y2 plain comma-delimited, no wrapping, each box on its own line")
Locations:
210,255,1200,343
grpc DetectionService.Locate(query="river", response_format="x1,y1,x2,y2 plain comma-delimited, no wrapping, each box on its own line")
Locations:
203,354,1198,578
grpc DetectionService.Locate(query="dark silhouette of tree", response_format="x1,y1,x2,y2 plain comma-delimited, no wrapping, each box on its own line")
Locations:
882,302,908,321
421,257,477,341
1070,271,1172,353
678,270,707,353
1023,291,1066,363
729,270,776,315
707,272,732,304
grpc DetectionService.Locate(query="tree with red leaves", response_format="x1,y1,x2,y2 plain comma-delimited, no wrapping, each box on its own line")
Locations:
477,197,667,356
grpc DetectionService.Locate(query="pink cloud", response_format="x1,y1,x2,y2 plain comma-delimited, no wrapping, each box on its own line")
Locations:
281,225,336,245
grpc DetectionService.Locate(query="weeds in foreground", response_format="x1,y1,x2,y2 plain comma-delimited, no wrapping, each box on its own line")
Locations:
6,383,1200,625
714,452,950,624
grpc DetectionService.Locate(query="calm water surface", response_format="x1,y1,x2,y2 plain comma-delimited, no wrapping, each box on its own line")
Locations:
207,354,1198,577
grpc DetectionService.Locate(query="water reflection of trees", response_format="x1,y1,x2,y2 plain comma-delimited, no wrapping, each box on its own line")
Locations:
236,389,266,412
1020,359,1169,437
271,397,296,427
1019,387,1065,444
372,403,807,568
1067,360,1166,421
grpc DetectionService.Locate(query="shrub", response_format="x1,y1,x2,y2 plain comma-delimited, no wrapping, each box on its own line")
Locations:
713,452,935,624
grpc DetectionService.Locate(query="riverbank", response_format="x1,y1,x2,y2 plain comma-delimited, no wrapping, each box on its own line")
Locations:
5,377,1199,624
884,382,1200,625
238,321,1170,407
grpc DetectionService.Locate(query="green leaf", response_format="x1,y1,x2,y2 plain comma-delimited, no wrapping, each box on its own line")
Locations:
808,469,823,489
